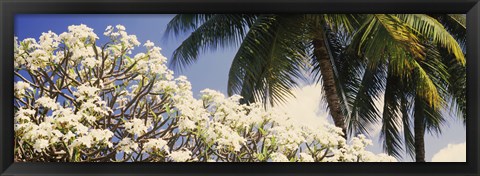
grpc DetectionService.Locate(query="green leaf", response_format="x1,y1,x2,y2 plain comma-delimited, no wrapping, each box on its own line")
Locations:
258,127,266,135
165,104,171,114
150,109,158,120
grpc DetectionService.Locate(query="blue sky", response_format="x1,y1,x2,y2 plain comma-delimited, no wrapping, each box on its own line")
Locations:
14,14,466,162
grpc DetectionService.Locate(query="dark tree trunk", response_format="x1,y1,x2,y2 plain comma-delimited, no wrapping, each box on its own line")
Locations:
414,108,426,162
312,33,347,138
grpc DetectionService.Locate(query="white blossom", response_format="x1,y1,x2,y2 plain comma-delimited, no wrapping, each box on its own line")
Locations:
299,153,314,162
168,149,192,162
90,129,114,143
15,108,35,123
71,135,93,148
270,152,289,162
74,84,100,98
144,139,169,153
39,30,59,52
116,24,126,31
125,118,151,136
178,118,196,131
144,40,155,49
118,138,139,154
14,81,32,97
33,139,49,152
36,96,58,110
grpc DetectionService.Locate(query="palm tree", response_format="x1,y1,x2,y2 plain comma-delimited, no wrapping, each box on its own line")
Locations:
165,14,357,137
164,14,466,161
338,14,466,161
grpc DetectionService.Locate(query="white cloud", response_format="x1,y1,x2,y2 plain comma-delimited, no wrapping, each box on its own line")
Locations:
274,84,328,128
431,142,466,162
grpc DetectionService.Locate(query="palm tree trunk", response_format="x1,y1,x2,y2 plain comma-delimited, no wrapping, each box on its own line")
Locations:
312,34,347,138
414,110,426,162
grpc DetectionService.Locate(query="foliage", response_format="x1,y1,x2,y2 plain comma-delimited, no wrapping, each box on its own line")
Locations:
13,25,396,162
165,14,466,160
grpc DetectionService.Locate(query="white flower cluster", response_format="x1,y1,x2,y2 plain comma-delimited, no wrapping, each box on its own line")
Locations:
14,81,32,97
144,138,169,153
14,24,396,163
104,25,141,55
125,118,151,136
168,149,193,162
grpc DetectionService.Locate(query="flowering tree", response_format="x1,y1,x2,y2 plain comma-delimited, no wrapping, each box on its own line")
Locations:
14,24,396,162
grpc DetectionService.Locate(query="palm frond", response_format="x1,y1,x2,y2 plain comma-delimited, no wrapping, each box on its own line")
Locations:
165,14,257,71
400,92,415,159
352,15,447,109
415,44,449,135
433,14,467,123
380,72,404,158
164,14,214,38
410,42,449,109
429,14,466,49
305,14,361,34
350,15,423,70
379,42,449,159
375,14,426,60
445,59,466,122
227,15,308,106
395,14,465,65
447,14,466,27
347,62,387,136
